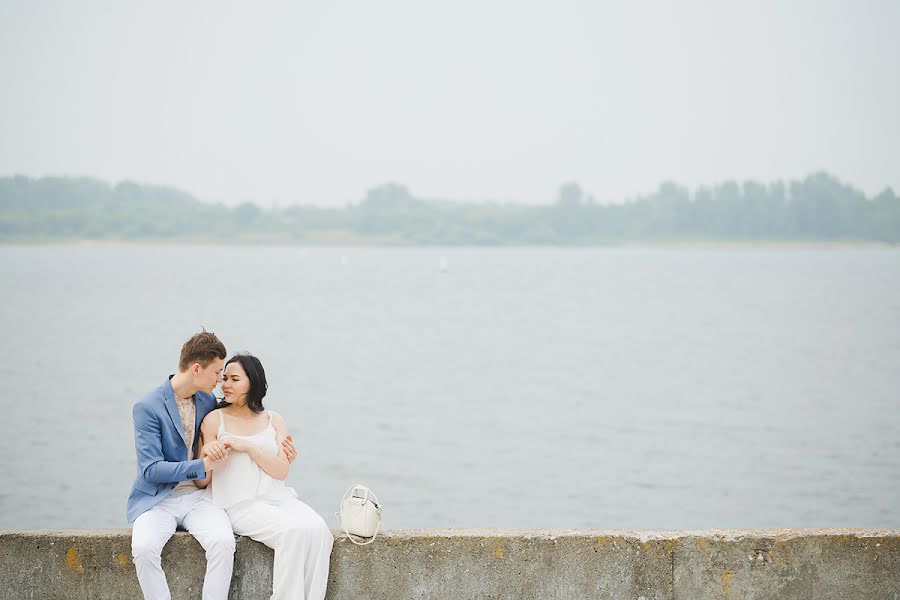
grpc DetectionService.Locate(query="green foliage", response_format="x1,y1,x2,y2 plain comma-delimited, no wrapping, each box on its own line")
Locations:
1,173,898,244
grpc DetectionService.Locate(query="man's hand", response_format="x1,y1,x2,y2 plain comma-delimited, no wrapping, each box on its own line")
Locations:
201,439,229,462
282,434,298,463
202,452,228,472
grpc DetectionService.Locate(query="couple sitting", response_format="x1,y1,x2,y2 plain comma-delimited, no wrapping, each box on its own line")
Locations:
127,331,333,600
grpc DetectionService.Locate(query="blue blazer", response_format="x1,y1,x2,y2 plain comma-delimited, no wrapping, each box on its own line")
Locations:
126,376,217,523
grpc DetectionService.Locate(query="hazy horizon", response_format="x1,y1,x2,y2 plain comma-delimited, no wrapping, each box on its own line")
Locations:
4,170,890,209
2,0,898,207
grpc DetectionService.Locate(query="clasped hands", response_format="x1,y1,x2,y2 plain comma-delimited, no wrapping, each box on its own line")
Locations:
201,435,298,470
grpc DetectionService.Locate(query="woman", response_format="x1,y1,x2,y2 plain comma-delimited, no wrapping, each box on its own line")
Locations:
195,353,333,600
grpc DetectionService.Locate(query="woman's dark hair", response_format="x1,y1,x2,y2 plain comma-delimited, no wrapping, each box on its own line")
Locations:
217,353,267,413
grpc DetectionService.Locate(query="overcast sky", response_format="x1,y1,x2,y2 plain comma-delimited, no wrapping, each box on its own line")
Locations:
1,0,898,206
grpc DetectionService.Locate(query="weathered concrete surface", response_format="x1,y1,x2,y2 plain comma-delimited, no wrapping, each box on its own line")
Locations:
329,529,673,600
672,529,900,600
1,529,898,599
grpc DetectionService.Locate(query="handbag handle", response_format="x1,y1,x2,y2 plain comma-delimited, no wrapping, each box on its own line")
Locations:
338,483,382,546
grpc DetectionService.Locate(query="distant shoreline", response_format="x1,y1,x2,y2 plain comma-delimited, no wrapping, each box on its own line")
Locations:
1,237,896,249
5,173,898,244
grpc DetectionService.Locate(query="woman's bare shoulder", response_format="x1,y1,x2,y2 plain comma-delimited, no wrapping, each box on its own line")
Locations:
201,409,222,428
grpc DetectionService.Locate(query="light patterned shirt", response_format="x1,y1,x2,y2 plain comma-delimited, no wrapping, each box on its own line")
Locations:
170,393,198,496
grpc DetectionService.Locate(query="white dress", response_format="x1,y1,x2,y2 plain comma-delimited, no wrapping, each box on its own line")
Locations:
207,411,333,600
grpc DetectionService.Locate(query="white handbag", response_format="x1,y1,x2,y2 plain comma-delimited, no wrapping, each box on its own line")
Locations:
337,483,383,545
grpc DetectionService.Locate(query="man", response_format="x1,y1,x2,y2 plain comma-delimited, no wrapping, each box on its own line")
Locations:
127,331,296,599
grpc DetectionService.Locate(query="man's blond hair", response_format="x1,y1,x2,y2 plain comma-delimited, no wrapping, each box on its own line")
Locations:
178,331,226,371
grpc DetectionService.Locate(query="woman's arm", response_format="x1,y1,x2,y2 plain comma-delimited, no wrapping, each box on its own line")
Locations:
226,411,291,480
193,411,227,488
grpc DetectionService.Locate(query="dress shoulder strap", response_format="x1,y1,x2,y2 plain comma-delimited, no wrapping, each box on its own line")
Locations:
217,411,227,436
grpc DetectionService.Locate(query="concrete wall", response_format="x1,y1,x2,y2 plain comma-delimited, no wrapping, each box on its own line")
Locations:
1,528,898,599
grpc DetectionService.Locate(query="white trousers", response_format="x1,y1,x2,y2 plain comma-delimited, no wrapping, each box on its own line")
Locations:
227,496,334,600
131,489,236,600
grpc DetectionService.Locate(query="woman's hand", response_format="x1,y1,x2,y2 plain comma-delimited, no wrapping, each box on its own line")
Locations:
282,434,298,463
222,437,251,453
201,439,229,462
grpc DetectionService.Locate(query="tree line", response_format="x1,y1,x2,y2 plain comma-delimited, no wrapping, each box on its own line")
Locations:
1,172,898,243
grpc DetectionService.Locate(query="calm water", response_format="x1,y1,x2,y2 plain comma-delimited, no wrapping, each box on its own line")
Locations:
1,244,898,530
